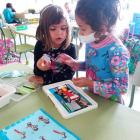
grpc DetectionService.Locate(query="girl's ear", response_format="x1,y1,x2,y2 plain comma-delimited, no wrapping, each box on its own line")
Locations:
100,25,107,35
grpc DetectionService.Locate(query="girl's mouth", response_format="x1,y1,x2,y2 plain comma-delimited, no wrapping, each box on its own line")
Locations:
56,38,62,41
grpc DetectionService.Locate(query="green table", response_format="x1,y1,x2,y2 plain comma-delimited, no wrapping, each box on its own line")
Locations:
0,63,140,140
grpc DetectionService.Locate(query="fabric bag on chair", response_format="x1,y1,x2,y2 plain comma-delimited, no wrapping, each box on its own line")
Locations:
0,39,20,65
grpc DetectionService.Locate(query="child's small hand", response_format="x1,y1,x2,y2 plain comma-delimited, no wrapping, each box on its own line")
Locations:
37,56,51,71
61,54,80,71
72,77,94,88
29,75,43,84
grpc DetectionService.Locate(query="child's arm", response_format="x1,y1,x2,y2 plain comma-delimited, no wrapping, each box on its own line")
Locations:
43,65,75,85
62,56,86,71
33,41,47,76
43,44,76,85
9,9,15,18
79,62,86,71
94,47,129,96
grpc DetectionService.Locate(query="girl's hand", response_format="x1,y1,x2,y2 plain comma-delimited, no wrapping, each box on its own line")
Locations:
72,77,94,88
37,56,51,71
29,75,43,84
61,54,80,71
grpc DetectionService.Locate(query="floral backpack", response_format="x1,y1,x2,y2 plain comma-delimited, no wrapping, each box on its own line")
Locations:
0,39,20,65
125,36,140,74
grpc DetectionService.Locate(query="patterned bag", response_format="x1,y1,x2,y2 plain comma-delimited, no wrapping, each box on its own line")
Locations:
0,39,20,65
123,23,140,74
126,38,140,73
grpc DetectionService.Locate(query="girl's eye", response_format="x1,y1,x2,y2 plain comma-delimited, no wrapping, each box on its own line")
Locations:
50,28,55,31
81,29,86,31
61,27,67,30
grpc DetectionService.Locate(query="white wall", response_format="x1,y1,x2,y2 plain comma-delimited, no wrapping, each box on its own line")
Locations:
0,0,28,14
0,0,76,14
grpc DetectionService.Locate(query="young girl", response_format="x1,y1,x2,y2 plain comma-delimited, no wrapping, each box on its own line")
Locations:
29,4,76,85
62,0,129,104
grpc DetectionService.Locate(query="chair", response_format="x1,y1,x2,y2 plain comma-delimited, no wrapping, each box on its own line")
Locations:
71,27,79,45
0,27,34,65
0,14,4,26
76,44,79,78
129,61,140,108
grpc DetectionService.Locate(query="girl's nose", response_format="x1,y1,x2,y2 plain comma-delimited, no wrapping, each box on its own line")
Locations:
57,28,62,34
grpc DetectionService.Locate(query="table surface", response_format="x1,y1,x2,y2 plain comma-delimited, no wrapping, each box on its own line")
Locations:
14,24,78,38
0,63,140,140
15,13,40,19
14,25,37,37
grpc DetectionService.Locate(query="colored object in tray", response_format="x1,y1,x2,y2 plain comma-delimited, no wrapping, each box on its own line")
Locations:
15,92,23,96
23,86,35,90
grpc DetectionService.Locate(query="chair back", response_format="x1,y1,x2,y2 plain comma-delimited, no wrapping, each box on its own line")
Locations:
1,27,15,39
132,61,140,86
0,14,4,26
76,45,79,60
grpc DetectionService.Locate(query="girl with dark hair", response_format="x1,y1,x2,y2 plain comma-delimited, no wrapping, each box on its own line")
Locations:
29,4,76,85
62,0,129,104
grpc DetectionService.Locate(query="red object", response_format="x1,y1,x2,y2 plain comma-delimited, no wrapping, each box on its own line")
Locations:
58,85,79,102
0,95,2,98
14,129,21,134
60,89,73,97
53,130,61,135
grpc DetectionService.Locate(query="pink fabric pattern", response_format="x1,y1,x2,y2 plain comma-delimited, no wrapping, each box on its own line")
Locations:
0,39,20,65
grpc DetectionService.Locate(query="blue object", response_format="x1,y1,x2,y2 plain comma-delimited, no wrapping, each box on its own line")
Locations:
0,109,80,140
3,8,15,23
130,13,140,35
0,70,24,78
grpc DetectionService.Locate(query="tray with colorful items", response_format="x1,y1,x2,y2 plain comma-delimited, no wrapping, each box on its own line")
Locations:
0,76,40,102
43,80,98,119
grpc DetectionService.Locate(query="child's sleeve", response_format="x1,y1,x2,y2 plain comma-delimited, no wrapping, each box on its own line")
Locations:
93,46,129,96
43,44,76,85
79,61,86,71
9,9,15,18
33,41,46,76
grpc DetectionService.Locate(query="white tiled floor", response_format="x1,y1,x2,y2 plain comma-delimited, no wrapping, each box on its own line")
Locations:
18,36,140,112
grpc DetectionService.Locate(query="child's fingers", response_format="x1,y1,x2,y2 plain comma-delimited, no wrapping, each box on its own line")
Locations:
43,54,46,56
28,76,36,82
72,77,82,81
72,78,79,81
37,59,45,67
62,55,72,62
34,79,43,84
29,76,42,83
44,61,51,69
73,80,80,87
61,54,71,59
34,80,42,84
72,78,84,87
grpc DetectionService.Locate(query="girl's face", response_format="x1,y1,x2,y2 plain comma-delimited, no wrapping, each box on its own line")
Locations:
49,19,67,48
75,15,100,38
75,15,94,36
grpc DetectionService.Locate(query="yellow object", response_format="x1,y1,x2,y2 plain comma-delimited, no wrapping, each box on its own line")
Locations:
30,19,38,24
61,87,67,91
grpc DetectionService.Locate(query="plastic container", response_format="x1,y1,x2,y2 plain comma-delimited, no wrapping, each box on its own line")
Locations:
42,80,98,119
5,23,28,31
0,77,40,102
0,83,16,108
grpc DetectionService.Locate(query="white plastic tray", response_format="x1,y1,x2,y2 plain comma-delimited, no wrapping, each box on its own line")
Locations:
0,77,40,102
0,84,16,108
42,80,98,119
